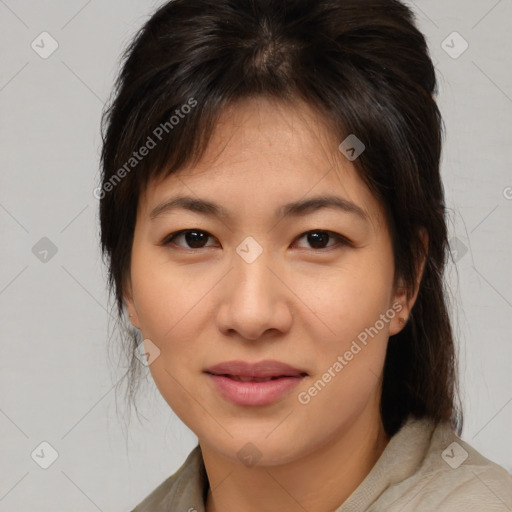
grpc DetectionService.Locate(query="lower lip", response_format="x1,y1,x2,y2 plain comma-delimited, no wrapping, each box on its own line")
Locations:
207,374,305,406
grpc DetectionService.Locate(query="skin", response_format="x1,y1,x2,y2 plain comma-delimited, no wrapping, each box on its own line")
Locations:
125,96,426,512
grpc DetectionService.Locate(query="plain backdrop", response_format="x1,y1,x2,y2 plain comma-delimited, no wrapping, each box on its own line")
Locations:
1,0,511,510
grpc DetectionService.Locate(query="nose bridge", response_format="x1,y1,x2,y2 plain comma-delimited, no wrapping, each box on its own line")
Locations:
232,234,274,297
232,244,277,310
216,244,292,340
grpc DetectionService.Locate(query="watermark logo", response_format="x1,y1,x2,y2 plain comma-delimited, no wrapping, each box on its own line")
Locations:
441,31,469,59
31,441,59,469
31,32,59,59
441,441,468,469
236,236,263,264
298,302,403,405
32,237,58,263
94,97,198,200
135,339,161,366
338,134,365,161
449,236,468,263
237,442,262,468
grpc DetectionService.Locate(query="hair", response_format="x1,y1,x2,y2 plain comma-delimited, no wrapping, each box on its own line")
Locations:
99,0,463,437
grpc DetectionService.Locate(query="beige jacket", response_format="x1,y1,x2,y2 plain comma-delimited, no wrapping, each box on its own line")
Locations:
131,416,512,511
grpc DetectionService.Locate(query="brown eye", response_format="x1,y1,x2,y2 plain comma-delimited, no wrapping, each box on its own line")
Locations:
294,230,349,250
163,230,217,249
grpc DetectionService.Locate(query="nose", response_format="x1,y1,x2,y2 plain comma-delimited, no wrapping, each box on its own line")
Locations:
215,251,293,342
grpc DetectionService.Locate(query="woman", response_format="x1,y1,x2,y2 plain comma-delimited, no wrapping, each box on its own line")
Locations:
98,0,512,510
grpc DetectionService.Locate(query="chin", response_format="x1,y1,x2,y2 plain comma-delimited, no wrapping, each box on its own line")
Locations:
199,425,313,468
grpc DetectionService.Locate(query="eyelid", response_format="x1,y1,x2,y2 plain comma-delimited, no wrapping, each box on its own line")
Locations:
161,229,353,250
293,230,353,249
160,229,220,248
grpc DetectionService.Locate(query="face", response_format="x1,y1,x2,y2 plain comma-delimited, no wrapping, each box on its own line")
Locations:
125,97,412,466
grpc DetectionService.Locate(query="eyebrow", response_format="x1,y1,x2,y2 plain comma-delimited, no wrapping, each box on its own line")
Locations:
149,194,369,223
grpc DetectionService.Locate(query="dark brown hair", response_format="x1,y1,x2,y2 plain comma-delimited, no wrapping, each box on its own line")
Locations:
99,0,463,436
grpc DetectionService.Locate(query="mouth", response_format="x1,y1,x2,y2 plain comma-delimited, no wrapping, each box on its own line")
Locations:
204,360,308,406
211,375,299,382
204,359,308,380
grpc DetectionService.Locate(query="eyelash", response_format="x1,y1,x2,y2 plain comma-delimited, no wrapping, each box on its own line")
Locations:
160,229,353,251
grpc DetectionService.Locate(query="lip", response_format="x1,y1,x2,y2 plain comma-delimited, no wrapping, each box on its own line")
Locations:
204,360,308,406
205,359,307,378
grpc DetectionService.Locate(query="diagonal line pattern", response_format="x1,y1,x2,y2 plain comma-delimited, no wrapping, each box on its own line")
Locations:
61,0,93,29
178,176,234,234
0,202,29,232
472,61,512,104
411,2,439,29
471,266,512,308
266,266,337,336
264,469,310,512
163,368,234,438
61,61,105,104
470,204,499,233
471,470,509,507
0,0,29,28
0,265,29,296
60,265,110,315
61,378,122,439
472,0,504,29
0,62,30,93
460,213,476,268
61,471,104,511
0,472,30,502
266,166,334,235
207,468,234,493
471,396,512,439
265,409,295,439
0,408,30,438
60,205,89,233
163,267,233,338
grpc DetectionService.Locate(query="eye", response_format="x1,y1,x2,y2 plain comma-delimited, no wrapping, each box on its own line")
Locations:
294,230,351,250
161,229,351,251
161,229,218,249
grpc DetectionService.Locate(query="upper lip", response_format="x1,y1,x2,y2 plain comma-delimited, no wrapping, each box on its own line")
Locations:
205,360,308,378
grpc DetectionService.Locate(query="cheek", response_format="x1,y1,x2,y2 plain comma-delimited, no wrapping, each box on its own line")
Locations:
130,260,211,424
294,253,394,347
129,250,226,406
131,251,209,341
290,252,393,407
294,267,392,429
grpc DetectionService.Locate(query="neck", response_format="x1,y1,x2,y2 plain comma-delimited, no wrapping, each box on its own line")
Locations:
202,406,389,512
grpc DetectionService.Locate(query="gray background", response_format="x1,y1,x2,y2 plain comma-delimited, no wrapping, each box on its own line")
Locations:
1,0,511,510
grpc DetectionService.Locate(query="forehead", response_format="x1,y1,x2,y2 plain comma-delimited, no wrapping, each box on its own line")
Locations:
140,97,386,231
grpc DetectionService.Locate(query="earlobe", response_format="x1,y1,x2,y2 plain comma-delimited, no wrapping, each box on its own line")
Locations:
390,286,409,336
125,301,141,329
390,228,429,337
123,281,141,329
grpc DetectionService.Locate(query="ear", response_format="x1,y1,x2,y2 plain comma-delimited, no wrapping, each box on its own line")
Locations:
389,228,429,336
123,277,141,329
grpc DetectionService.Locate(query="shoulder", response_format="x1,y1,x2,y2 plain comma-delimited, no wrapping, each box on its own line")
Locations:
130,445,207,512
387,418,512,511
